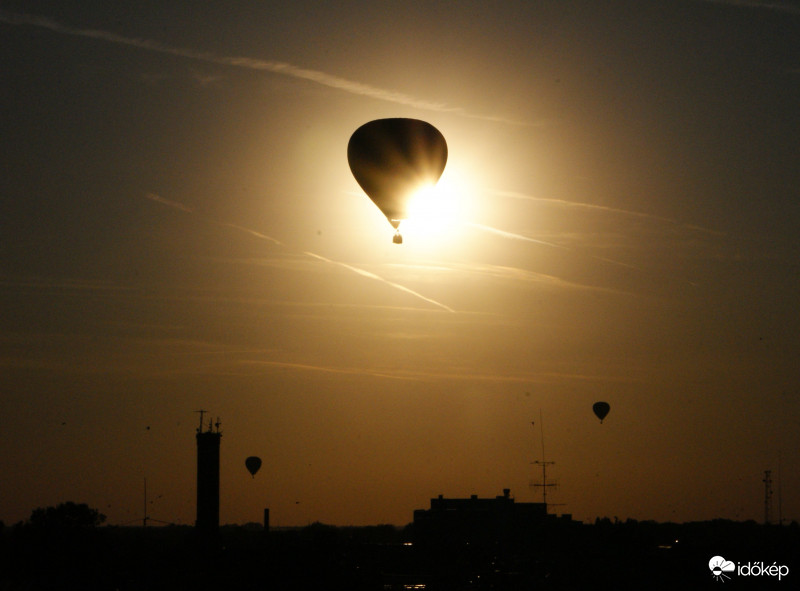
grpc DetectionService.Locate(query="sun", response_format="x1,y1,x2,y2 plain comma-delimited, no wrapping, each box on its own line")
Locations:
399,165,476,249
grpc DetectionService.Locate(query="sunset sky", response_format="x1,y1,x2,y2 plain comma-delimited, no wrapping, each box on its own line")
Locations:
2,1,799,528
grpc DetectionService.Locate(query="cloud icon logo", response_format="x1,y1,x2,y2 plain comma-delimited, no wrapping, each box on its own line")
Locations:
709,556,735,581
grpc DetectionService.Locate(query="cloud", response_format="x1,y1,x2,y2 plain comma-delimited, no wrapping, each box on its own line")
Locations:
696,0,800,15
144,192,456,313
466,222,640,272
0,9,533,125
459,262,635,295
0,275,135,293
465,222,569,249
144,192,195,213
235,358,641,385
489,190,724,237
382,259,635,297
301,251,456,313
491,190,680,225
220,223,283,246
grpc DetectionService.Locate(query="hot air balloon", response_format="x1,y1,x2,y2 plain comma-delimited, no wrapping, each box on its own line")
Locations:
245,456,262,478
593,402,610,423
347,118,448,244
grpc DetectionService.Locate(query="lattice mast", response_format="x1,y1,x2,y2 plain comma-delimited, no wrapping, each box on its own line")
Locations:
530,409,557,511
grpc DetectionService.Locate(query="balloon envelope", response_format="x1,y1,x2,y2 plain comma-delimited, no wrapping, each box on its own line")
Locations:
347,118,447,229
245,456,262,477
593,402,610,423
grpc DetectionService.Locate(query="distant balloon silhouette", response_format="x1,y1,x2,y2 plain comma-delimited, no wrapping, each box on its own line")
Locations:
593,402,610,423
245,456,262,478
347,118,447,244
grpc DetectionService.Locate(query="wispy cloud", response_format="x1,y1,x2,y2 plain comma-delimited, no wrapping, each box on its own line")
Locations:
491,191,678,224
301,251,456,313
144,192,456,312
467,222,640,271
695,0,800,15
237,359,419,381
220,223,283,246
490,190,723,235
236,359,640,385
144,192,195,213
456,261,634,295
383,259,634,296
465,222,569,249
0,9,534,125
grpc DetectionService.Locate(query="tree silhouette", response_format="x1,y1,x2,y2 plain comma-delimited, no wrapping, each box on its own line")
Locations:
28,502,106,529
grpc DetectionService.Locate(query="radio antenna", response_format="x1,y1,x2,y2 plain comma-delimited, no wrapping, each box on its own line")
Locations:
195,409,208,433
531,409,557,510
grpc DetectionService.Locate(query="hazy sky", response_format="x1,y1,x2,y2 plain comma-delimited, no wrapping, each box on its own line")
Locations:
2,1,799,527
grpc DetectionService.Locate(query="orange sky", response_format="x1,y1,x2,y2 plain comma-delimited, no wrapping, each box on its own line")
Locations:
1,1,799,527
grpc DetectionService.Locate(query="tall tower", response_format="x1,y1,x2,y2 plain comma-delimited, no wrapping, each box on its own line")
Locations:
530,413,558,512
195,410,222,533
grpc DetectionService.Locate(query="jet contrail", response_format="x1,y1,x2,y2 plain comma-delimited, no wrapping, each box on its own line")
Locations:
220,222,283,246
302,251,456,313
465,222,568,249
492,191,678,224
695,0,800,15
238,360,419,381
144,192,195,213
466,222,639,271
491,190,722,235
0,9,533,125
238,359,638,384
144,192,455,312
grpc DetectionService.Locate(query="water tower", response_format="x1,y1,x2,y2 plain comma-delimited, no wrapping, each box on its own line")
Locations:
195,410,222,533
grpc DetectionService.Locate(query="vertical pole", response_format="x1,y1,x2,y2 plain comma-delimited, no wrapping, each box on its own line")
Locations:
763,470,773,525
143,477,147,528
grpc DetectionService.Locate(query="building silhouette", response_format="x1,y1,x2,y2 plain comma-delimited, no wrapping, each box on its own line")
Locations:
195,413,222,534
413,488,560,546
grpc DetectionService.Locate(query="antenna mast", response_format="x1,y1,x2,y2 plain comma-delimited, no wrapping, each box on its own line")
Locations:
763,470,773,525
531,409,557,510
778,454,783,526
195,409,208,433
143,477,147,528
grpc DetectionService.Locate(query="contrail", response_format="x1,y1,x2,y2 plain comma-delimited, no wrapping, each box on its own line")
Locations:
465,222,568,249
238,360,419,381
492,191,678,224
238,359,638,384
466,222,639,271
695,0,800,15
302,251,456,313
144,192,195,213
491,190,722,235
0,9,532,125
220,222,283,246
144,192,455,312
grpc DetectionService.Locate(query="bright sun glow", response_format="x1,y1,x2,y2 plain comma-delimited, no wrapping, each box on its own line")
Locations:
399,166,476,249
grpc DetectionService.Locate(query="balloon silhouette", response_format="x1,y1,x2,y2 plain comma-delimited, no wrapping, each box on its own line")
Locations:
245,456,262,478
593,402,610,423
347,118,447,243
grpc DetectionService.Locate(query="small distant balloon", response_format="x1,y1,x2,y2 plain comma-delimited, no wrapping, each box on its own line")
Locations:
347,118,448,243
593,402,610,423
245,456,262,478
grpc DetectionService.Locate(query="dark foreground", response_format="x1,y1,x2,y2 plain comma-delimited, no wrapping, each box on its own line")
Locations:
1,519,797,590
